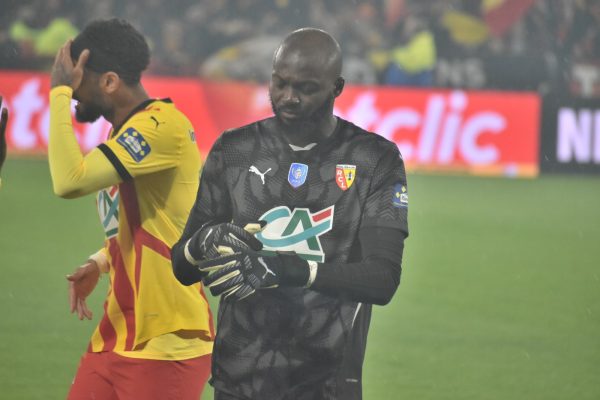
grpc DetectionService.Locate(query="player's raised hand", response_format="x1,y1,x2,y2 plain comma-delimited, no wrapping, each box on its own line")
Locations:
184,221,265,264
0,96,8,175
51,40,90,90
66,261,100,320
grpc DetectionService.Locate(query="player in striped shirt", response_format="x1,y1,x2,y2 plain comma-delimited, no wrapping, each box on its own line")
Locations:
48,18,213,400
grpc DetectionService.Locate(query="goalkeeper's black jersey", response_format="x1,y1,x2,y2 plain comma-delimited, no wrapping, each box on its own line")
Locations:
182,117,408,400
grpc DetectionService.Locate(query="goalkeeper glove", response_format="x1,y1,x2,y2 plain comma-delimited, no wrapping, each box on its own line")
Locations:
184,222,264,265
200,251,312,300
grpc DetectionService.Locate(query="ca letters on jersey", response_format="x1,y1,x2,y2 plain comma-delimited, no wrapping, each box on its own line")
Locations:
256,206,334,262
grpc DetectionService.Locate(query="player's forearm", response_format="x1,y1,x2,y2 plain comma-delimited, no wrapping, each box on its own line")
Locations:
171,215,214,286
88,248,109,273
49,86,84,197
171,176,232,286
311,257,402,305
171,239,206,286
49,86,120,198
309,226,405,305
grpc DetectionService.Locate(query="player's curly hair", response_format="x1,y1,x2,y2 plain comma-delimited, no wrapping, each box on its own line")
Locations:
71,18,150,85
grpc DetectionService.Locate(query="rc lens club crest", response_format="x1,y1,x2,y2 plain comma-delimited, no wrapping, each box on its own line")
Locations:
336,164,356,191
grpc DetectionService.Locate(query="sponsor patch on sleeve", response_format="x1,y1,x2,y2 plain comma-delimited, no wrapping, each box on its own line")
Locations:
392,184,408,208
116,127,151,162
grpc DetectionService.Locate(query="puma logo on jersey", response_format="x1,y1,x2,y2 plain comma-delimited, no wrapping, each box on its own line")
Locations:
258,257,276,278
150,116,165,129
249,166,272,185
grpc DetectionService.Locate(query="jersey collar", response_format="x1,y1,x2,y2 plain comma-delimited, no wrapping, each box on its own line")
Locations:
110,98,172,138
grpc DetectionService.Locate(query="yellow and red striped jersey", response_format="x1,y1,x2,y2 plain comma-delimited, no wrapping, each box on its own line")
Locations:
91,99,213,356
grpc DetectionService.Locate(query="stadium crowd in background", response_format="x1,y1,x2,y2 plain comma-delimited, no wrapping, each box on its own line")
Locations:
1,0,599,96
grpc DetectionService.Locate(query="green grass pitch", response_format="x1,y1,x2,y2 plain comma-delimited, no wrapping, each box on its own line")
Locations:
0,158,599,399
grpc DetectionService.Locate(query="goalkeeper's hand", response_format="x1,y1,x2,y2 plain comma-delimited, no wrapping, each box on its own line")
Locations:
184,221,264,264
200,251,310,301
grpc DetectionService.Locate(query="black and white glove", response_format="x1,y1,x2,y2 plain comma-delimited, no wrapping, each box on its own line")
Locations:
200,251,313,300
184,222,264,265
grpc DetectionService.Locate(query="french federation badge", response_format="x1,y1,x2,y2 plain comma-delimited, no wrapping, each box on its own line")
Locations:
288,163,308,188
392,184,408,208
335,164,356,191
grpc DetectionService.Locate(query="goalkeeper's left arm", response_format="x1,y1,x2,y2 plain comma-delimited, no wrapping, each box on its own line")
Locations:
309,226,405,305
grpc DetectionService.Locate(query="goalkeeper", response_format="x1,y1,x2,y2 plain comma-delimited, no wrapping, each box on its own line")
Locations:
172,28,409,400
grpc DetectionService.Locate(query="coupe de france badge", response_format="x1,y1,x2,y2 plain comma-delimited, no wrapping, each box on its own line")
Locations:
288,163,308,188
117,127,151,162
335,164,356,191
392,184,408,208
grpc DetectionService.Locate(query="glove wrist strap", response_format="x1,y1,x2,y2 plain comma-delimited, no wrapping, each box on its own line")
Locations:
184,239,200,266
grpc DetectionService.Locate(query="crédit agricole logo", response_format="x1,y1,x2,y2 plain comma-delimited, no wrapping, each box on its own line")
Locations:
256,206,334,262
97,186,119,239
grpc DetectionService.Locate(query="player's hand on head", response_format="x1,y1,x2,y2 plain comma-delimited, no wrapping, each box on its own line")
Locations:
0,96,8,174
185,221,265,263
66,261,100,320
51,40,90,90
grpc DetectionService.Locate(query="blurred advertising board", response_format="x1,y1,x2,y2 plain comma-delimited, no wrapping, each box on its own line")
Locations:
335,87,539,177
0,71,265,157
541,96,600,174
0,70,539,177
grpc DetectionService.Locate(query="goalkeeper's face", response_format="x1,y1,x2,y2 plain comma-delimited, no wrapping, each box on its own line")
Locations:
73,70,112,123
268,37,342,134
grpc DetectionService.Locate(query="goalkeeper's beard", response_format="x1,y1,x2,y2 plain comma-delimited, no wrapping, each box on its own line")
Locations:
270,94,334,133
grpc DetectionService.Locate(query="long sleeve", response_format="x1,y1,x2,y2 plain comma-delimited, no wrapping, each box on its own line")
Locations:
48,86,120,198
310,143,409,305
311,226,406,305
